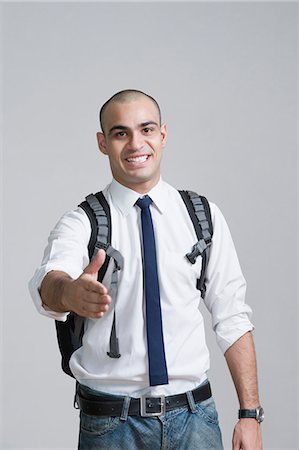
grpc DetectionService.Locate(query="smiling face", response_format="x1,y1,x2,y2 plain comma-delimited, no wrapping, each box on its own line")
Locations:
97,97,167,194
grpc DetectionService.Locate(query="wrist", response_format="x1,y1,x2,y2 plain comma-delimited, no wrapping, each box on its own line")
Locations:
60,276,74,312
238,406,264,423
42,271,73,313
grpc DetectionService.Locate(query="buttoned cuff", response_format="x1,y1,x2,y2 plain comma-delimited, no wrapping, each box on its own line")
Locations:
28,267,71,321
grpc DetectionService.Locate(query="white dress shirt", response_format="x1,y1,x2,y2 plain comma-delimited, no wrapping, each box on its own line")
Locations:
29,179,253,397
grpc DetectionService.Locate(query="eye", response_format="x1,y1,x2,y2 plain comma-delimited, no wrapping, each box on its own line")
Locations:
143,127,154,134
115,131,127,138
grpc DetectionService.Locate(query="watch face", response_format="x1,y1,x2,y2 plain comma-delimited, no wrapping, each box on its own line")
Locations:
257,406,265,423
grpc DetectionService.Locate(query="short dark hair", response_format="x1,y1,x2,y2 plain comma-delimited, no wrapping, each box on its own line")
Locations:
99,89,161,133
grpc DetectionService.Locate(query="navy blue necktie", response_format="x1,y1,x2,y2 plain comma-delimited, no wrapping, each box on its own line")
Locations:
136,196,169,386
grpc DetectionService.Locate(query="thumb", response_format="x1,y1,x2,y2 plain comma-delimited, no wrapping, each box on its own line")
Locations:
83,248,106,278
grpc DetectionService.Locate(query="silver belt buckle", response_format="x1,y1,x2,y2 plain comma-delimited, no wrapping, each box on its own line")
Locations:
140,395,166,417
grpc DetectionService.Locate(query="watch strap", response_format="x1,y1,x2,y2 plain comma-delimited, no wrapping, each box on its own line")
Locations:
238,406,264,423
238,409,258,419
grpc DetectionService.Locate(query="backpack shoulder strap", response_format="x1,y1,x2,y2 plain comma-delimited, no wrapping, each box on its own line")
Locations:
178,190,213,298
55,192,124,378
79,191,112,281
80,191,123,359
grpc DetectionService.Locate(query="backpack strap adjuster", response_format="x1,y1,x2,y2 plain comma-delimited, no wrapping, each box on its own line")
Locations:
186,238,212,264
179,190,213,299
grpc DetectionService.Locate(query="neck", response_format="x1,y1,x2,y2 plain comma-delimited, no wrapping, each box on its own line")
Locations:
113,177,160,195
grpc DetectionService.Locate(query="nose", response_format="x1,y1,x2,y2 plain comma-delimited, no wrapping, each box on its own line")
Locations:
128,131,144,151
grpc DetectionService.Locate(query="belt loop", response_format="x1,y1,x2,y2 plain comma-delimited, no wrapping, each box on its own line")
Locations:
120,396,131,421
186,390,197,413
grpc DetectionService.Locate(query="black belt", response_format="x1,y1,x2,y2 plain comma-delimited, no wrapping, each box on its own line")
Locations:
77,382,212,417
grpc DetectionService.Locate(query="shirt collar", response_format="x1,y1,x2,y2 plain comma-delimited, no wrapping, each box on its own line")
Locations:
108,178,167,216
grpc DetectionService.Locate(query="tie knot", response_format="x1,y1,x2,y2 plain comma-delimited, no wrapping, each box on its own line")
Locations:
136,196,153,210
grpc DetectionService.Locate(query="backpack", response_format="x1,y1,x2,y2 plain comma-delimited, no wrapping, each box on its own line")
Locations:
55,190,213,378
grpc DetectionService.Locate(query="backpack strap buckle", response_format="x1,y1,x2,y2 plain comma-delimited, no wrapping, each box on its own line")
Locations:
186,239,211,264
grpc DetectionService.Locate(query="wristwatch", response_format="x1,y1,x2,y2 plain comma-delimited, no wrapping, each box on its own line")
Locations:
238,406,265,423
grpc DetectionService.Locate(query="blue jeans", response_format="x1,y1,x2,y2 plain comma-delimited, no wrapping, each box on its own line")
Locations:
78,381,224,450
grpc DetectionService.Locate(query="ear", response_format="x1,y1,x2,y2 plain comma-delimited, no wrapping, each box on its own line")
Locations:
160,123,168,148
96,132,108,155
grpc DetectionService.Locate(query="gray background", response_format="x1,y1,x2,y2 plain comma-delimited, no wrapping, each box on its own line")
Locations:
1,2,298,449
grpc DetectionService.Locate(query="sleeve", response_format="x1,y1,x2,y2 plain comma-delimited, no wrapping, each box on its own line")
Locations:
28,207,91,321
204,202,254,354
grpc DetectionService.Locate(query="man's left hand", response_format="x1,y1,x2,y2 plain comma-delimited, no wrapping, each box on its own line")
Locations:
232,419,263,450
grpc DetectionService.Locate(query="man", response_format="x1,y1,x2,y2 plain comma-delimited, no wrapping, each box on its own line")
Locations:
29,89,263,450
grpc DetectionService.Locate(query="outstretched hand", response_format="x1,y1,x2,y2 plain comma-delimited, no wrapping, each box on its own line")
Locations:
63,249,111,318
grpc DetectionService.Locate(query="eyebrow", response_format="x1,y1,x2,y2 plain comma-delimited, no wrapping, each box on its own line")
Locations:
108,121,159,136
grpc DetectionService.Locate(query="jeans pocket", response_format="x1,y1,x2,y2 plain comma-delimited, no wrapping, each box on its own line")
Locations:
80,412,121,436
195,396,219,424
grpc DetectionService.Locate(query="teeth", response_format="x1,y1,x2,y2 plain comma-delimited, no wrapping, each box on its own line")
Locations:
126,155,148,163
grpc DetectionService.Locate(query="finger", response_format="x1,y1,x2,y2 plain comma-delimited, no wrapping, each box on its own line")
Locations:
232,430,239,450
79,296,111,317
85,278,108,295
77,271,108,295
83,249,106,278
232,438,240,450
85,293,111,306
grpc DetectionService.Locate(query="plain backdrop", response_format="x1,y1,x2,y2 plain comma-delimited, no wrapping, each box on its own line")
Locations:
1,2,298,450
